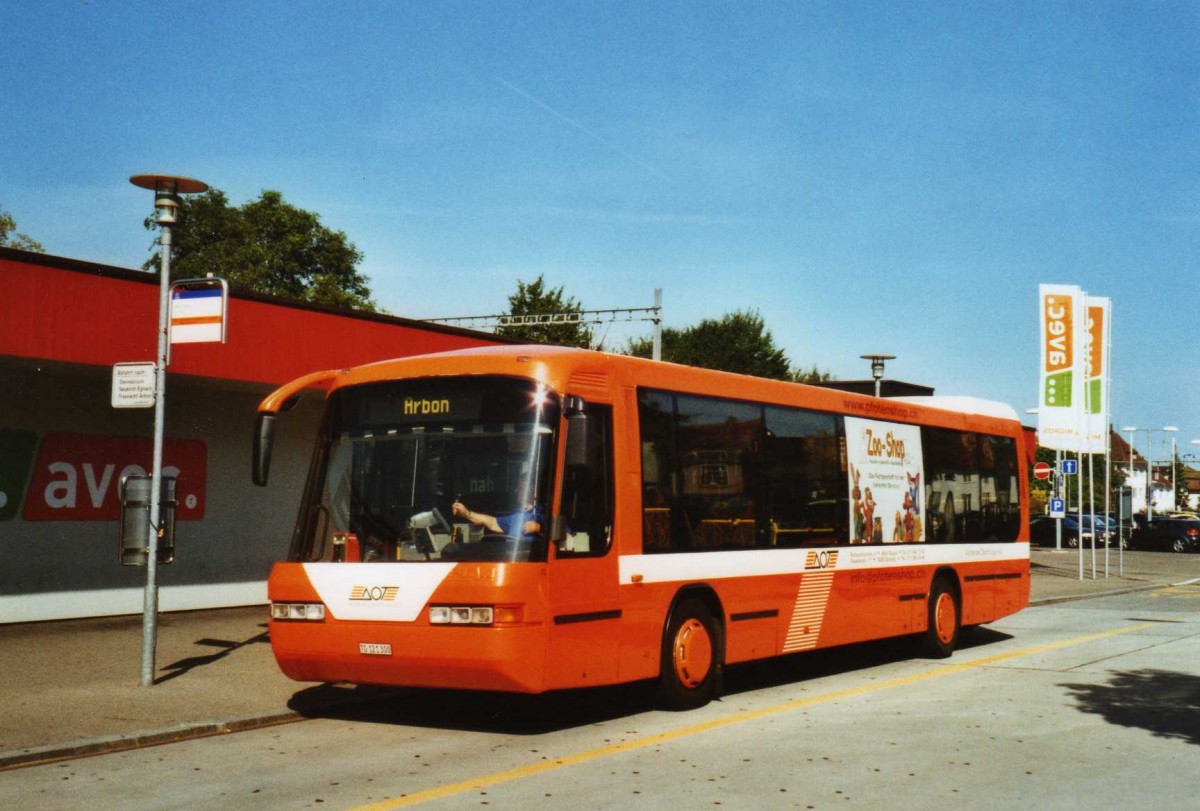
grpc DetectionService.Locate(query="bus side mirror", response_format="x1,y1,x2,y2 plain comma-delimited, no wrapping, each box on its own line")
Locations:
563,396,595,471
556,397,598,547
252,413,275,487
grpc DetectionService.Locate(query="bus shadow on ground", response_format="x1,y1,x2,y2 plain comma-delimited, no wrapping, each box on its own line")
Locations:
286,627,1012,735
1060,669,1200,746
721,625,1010,699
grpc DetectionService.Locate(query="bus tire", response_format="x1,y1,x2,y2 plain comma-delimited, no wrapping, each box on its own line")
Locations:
657,598,722,710
922,577,960,659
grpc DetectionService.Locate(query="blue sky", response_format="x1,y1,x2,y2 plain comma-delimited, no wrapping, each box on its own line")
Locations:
3,2,1198,463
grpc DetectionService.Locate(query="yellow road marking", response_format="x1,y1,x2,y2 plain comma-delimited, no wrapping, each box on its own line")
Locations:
1144,584,1200,600
352,621,1161,810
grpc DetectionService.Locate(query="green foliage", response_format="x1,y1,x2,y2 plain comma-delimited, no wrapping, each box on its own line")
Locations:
627,309,793,380
792,364,833,384
0,203,45,252
498,275,594,349
1172,456,1190,511
143,189,375,311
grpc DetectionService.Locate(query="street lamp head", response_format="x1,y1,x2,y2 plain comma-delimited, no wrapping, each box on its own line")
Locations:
859,354,895,380
130,173,209,226
1163,426,1179,432
1121,426,1138,432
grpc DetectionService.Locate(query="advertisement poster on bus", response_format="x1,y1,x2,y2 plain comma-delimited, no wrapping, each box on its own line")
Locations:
845,417,924,544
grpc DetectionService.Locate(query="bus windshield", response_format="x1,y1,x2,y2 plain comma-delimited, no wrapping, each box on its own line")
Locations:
291,377,559,564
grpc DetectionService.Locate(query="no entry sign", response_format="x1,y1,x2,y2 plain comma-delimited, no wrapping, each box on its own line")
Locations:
1033,461,1053,480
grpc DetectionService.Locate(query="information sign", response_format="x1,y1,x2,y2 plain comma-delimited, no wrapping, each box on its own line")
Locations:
111,362,156,409
1049,498,1066,519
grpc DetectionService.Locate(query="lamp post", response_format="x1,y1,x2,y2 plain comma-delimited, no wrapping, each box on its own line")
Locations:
129,173,208,687
860,354,895,398
1121,425,1178,523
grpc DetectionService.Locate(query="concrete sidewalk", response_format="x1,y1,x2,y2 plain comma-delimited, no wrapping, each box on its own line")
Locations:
2,549,1197,770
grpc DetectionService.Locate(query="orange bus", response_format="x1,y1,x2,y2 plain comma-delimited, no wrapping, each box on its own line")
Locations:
256,345,1029,709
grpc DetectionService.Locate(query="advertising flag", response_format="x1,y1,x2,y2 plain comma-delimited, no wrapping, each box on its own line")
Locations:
1083,297,1111,453
1037,284,1085,451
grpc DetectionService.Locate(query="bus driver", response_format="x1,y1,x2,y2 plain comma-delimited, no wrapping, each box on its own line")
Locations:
451,500,544,540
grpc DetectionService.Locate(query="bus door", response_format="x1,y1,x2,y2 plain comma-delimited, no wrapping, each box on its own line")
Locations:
545,401,620,690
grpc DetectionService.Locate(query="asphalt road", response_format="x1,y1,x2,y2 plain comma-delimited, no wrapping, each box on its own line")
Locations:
4,584,1198,811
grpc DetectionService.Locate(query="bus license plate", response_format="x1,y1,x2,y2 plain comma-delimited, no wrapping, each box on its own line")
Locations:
358,643,392,656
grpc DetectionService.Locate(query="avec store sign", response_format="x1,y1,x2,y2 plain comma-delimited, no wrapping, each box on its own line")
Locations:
22,433,206,521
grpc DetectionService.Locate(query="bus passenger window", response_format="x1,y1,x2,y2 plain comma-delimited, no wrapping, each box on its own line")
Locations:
764,407,844,547
638,390,761,552
980,435,1019,542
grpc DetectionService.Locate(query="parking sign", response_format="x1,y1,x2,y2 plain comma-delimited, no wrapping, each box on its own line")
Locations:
1049,498,1066,518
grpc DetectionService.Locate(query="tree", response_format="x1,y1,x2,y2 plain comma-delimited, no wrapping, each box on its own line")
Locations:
792,364,833,384
627,309,793,380
144,189,375,311
0,203,45,252
498,275,594,349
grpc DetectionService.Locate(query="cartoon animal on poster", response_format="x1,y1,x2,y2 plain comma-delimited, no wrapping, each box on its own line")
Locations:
902,470,922,542
851,465,865,543
864,487,877,542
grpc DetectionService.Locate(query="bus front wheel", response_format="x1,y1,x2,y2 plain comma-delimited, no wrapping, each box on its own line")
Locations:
922,578,960,659
658,598,722,710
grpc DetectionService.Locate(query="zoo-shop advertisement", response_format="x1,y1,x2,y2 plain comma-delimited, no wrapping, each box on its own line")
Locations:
846,417,924,544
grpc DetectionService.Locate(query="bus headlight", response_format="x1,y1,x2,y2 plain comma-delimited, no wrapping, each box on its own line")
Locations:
271,602,326,621
429,605,494,625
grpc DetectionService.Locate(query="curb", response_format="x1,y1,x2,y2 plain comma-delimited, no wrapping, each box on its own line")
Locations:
0,710,304,772
1030,576,1199,607
0,685,409,772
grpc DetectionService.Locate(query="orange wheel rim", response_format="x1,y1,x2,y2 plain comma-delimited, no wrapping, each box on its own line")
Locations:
673,618,713,689
934,593,956,645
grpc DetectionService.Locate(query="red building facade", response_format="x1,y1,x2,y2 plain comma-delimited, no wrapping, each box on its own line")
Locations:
0,247,507,622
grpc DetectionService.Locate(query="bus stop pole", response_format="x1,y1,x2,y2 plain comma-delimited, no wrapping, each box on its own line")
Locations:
140,216,172,687
130,174,208,687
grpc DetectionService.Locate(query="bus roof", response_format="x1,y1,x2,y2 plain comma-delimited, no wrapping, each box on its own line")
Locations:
263,344,1021,433
889,396,1019,422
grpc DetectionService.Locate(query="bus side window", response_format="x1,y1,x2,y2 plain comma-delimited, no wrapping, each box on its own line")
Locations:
764,406,843,547
674,394,761,551
557,403,614,556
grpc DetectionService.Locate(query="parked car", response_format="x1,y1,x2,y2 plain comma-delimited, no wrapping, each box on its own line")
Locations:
1129,518,1200,553
1029,515,1114,548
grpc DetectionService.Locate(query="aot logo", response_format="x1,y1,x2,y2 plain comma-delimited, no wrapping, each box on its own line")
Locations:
804,550,838,570
349,586,400,602
23,433,206,521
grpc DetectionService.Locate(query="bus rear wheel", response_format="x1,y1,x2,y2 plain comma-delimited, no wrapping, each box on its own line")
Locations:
922,578,960,659
658,598,722,710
